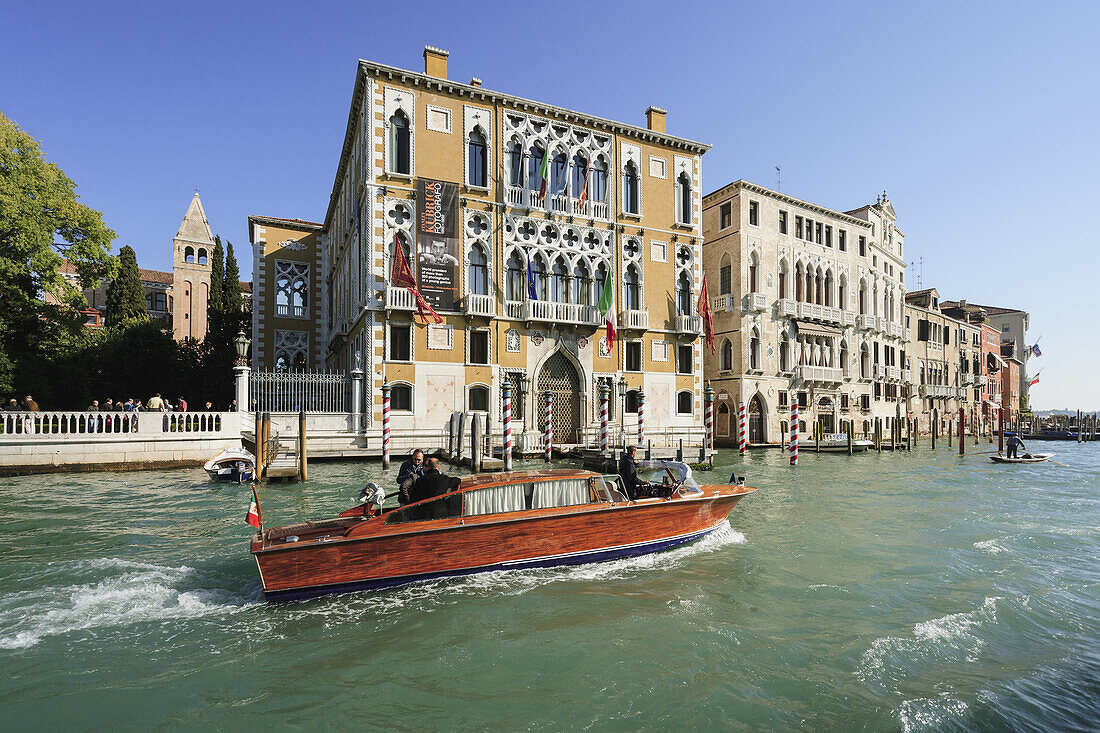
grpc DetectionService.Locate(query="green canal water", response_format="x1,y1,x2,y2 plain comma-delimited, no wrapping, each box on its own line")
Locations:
1,443,1098,731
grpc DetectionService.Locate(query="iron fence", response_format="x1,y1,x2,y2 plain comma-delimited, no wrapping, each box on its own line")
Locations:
250,371,349,412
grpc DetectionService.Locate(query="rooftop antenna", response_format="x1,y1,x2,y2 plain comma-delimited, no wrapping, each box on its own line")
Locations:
776,166,781,192
909,256,924,288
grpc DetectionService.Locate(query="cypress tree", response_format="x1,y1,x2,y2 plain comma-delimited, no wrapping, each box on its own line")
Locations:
104,245,148,327
223,241,243,332
207,235,225,339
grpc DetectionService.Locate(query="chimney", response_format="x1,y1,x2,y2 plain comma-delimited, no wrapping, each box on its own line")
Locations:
423,46,449,79
470,77,482,87
959,299,967,307
645,106,667,133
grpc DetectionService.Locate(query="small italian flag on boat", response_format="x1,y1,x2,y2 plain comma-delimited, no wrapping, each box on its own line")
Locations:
246,486,262,529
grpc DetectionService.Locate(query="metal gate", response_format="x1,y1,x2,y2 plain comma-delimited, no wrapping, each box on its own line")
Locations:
537,351,580,443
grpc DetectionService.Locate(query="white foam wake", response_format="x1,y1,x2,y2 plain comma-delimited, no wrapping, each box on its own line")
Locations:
0,558,253,650
896,692,970,732
973,538,1006,554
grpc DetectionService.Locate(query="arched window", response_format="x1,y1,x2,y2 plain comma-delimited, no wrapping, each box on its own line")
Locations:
468,129,487,187
824,270,833,307
551,150,568,195
750,328,760,371
391,383,412,411
506,250,525,301
623,161,639,214
468,243,488,296
506,138,523,187
293,353,307,372
838,276,847,311
719,254,732,296
468,385,490,412
778,260,788,300
528,145,544,192
859,280,868,314
573,260,591,305
860,344,870,379
815,268,823,304
624,263,641,310
780,332,790,372
571,153,589,198
624,389,640,414
393,231,411,263
748,253,759,293
677,390,693,415
806,268,814,304
531,254,547,300
721,339,733,371
591,157,608,203
676,172,692,224
197,248,208,265
677,270,692,315
595,261,609,305
389,110,410,175
840,340,849,376
184,246,195,263
795,263,803,301
550,257,569,303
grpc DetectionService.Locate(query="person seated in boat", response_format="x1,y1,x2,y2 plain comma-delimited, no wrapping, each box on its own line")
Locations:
618,446,641,500
1006,434,1026,459
397,449,426,504
409,457,460,503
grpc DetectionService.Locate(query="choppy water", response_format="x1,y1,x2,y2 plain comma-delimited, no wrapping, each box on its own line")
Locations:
1,443,1098,731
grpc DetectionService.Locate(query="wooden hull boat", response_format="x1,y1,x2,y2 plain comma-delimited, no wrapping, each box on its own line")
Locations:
204,448,255,482
990,453,1054,464
250,468,755,601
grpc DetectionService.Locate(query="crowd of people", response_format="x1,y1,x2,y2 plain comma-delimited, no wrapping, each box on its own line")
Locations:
1,394,239,413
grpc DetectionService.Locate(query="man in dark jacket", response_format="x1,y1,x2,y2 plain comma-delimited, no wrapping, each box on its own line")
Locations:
618,445,640,500
409,458,460,503
1006,434,1027,459
396,449,426,504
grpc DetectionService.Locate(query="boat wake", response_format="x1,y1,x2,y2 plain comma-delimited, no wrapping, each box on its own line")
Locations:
0,558,256,651
973,538,1007,554
895,692,970,733
856,596,1002,688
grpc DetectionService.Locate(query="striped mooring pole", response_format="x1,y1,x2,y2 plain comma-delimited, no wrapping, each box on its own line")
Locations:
599,381,610,455
704,383,715,453
381,381,391,469
790,400,799,465
637,389,646,447
502,380,513,472
544,389,553,462
738,401,747,457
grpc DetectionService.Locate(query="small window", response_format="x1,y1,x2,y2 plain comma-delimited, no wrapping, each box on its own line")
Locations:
824,226,832,248
677,391,693,415
469,385,489,412
720,202,732,229
778,390,789,408
779,210,788,234
468,129,487,187
719,264,732,295
625,342,642,372
391,383,412,411
389,110,411,175
469,330,490,364
624,389,640,413
748,200,759,226
677,344,693,374
721,340,733,371
839,230,847,251
795,216,803,239
389,324,411,361
815,222,823,244
859,235,867,256
676,172,692,225
798,392,808,408
624,161,639,214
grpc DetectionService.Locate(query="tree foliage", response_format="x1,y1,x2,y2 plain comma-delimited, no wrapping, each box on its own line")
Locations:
104,245,148,327
0,111,116,394
207,235,225,336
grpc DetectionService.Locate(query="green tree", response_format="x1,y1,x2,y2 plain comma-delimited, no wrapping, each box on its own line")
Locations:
0,111,116,394
104,245,148,327
207,235,225,338
223,241,243,330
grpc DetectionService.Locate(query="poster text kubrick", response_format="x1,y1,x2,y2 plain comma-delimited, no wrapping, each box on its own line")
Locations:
420,180,447,234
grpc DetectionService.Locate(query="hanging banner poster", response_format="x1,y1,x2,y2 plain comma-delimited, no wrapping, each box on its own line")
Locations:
416,177,459,311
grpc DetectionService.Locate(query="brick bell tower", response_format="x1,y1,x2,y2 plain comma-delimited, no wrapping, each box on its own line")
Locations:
171,192,215,341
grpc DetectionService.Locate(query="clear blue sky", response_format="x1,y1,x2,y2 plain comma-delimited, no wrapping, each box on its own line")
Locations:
4,1,1097,410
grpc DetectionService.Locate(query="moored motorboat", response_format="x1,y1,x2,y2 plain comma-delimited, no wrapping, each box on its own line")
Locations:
807,433,873,453
990,452,1054,464
204,448,255,482
250,468,756,601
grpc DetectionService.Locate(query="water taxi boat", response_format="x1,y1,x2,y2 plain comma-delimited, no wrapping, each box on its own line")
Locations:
809,433,873,453
204,448,255,482
250,467,755,601
990,452,1054,464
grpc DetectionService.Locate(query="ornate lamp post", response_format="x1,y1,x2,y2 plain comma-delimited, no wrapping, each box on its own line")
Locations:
233,330,251,413
617,375,628,448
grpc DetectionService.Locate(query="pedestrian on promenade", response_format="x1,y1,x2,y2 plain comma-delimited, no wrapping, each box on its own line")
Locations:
228,400,238,412
177,396,188,412
87,400,100,411
23,396,40,412
4,399,19,411
124,398,136,412
114,399,124,411
204,401,213,411
104,398,114,411
147,393,164,411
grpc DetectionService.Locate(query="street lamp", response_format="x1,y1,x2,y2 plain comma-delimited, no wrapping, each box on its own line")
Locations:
234,330,250,365
617,375,628,444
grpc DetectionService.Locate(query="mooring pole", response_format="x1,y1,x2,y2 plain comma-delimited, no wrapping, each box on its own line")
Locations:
598,381,609,457
998,408,1005,453
503,381,513,471
959,408,965,455
298,409,307,481
544,389,552,462
790,400,799,465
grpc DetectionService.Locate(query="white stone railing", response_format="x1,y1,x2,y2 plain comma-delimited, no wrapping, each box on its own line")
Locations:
620,309,649,330
920,384,955,398
857,314,877,330
0,411,231,441
797,365,843,383
887,322,902,339
975,374,988,386
386,286,416,311
745,293,767,311
778,299,798,317
873,363,886,379
514,299,599,325
276,304,307,318
904,327,912,341
463,293,495,317
842,310,856,326
676,314,702,335
712,294,735,312
887,365,901,381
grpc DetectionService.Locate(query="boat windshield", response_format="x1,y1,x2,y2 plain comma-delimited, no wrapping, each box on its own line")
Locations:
593,475,628,503
635,461,701,494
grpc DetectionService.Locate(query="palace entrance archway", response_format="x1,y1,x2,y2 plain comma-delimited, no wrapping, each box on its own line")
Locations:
748,394,765,444
537,351,581,443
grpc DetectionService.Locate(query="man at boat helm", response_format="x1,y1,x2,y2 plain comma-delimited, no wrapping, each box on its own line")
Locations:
409,457,460,504
618,446,641,501
397,449,426,504
1006,434,1027,460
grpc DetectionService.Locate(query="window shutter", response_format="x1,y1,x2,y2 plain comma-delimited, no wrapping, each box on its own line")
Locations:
918,320,929,341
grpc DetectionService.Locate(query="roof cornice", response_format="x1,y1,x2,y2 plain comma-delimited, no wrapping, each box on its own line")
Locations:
703,180,873,229
248,215,324,234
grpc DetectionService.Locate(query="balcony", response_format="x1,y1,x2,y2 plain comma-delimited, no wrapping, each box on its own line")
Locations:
797,365,843,384
873,363,885,379
676,314,702,336
975,374,988,386
857,314,877,331
904,327,912,342
902,368,912,383
744,293,768,311
505,186,609,220
920,384,955,398
842,310,856,326
797,302,841,324
276,304,307,318
385,286,416,311
887,365,901,381
778,298,798,317
512,299,600,326
711,294,736,312
620,309,649,330
887,322,902,339
463,293,495,318
962,373,975,386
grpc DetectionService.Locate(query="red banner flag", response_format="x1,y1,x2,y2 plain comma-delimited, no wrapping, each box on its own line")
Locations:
391,235,443,325
697,276,715,353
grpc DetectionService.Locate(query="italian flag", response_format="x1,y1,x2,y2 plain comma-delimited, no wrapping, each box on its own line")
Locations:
538,146,551,198
597,269,616,349
246,486,262,529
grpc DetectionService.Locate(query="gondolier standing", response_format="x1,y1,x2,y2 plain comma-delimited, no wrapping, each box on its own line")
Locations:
1006,434,1026,459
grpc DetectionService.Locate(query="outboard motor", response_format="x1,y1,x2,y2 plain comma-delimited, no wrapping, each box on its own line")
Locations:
357,482,386,514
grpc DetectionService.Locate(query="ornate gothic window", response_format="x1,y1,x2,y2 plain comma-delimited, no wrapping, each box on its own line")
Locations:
527,145,544,192
624,263,641,310
677,270,692,315
388,110,411,175
590,157,608,203
506,138,523,187
721,339,733,371
676,172,692,225
573,260,591,305
572,153,589,196
468,243,488,296
275,261,310,318
551,150,568,195
506,250,525,301
467,129,487,187
623,160,639,214
551,256,569,303
273,330,309,373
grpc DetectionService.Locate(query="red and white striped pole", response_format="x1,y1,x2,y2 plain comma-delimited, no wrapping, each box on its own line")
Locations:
502,380,513,472
704,383,714,453
599,381,609,455
738,401,747,457
790,400,799,465
381,381,391,469
637,389,646,447
544,389,553,462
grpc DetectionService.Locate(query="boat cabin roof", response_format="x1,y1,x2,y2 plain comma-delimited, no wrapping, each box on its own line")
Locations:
453,468,597,492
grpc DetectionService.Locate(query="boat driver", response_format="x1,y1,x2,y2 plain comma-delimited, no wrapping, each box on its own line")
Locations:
1006,434,1027,459
618,446,641,500
397,449,426,504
